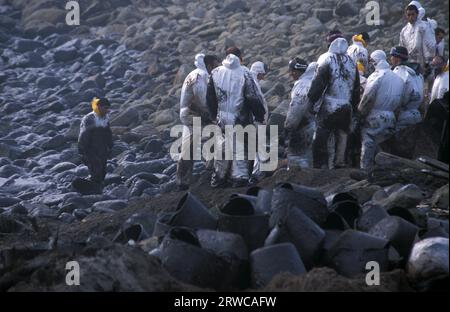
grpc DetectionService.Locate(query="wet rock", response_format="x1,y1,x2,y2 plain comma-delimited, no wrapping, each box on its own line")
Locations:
59,212,76,224
110,107,139,127
14,39,45,52
375,184,427,210
0,143,12,158
27,203,58,219
41,135,66,150
53,49,80,62
73,208,89,220
431,184,449,210
223,0,250,14
106,61,129,78
9,52,45,68
115,159,170,178
128,179,154,197
34,101,65,114
0,164,23,178
407,237,449,291
314,8,335,23
0,215,28,234
144,139,165,154
0,196,21,208
85,52,104,66
335,0,359,17
37,192,80,207
49,162,77,174
92,200,128,212
36,76,61,89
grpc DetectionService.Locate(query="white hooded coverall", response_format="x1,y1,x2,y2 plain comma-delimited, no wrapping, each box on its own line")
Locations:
400,2,436,69
358,55,404,170
347,38,369,77
285,62,318,168
308,38,360,169
430,68,449,104
177,54,211,186
207,54,266,183
393,63,424,131
250,61,269,179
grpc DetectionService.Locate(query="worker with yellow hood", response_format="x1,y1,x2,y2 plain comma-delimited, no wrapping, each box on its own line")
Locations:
347,32,370,78
74,97,113,194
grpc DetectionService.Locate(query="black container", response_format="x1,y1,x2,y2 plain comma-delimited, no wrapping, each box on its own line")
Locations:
323,211,351,231
250,243,307,289
159,227,230,290
419,218,449,239
369,216,419,260
152,212,176,238
265,208,325,270
325,230,390,278
357,204,389,232
197,229,249,289
246,187,273,214
170,192,217,230
113,213,155,243
329,200,361,229
271,183,328,227
218,196,270,251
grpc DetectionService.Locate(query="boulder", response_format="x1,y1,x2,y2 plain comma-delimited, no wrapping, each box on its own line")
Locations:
93,200,128,212
36,76,61,89
432,184,449,210
110,107,140,127
115,160,170,178
53,49,80,62
14,39,45,52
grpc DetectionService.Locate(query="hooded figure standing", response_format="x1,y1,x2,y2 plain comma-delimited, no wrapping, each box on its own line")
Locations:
177,54,220,190
390,46,424,132
284,59,318,169
399,2,436,71
207,48,266,188
249,61,269,181
358,51,404,170
429,56,449,104
75,97,113,194
347,32,370,77
308,37,360,169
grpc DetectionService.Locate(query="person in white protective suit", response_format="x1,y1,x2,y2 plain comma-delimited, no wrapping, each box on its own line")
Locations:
435,28,446,58
250,61,268,123
399,1,436,71
207,47,266,188
430,56,449,104
176,54,220,190
250,62,267,83
347,32,370,77
284,58,317,169
307,37,360,169
249,61,269,182
390,46,424,132
358,50,404,170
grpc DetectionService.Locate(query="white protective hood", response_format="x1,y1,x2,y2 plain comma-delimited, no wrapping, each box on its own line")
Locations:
194,53,207,72
329,37,349,55
223,54,241,70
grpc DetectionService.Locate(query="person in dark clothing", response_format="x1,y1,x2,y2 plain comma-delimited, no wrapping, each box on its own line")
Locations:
73,97,113,194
